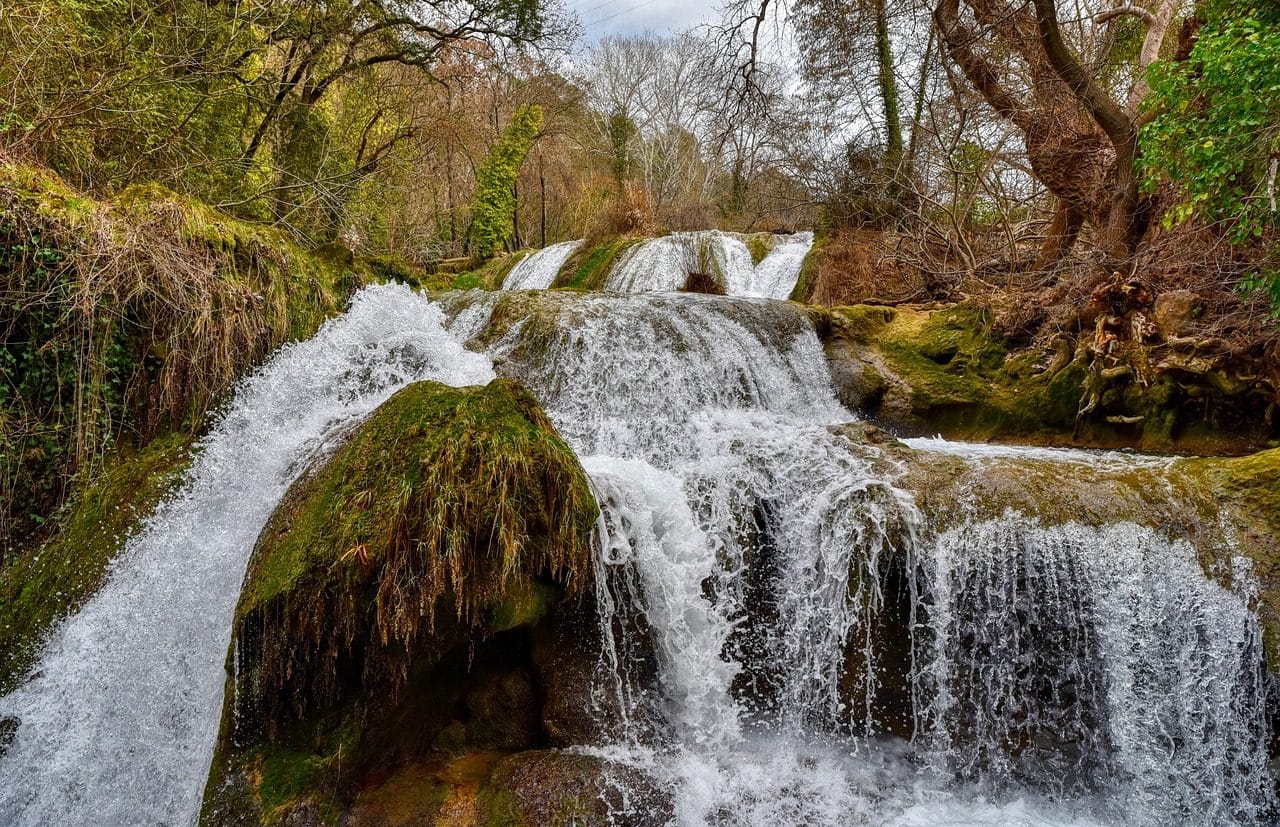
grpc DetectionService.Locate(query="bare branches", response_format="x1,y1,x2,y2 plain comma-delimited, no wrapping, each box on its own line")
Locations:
934,0,1030,127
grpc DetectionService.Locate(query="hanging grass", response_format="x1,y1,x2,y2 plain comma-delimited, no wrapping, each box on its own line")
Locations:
232,378,599,733
1,159,365,557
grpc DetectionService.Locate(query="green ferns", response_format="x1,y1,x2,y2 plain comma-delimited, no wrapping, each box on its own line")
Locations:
232,378,598,730
470,105,544,259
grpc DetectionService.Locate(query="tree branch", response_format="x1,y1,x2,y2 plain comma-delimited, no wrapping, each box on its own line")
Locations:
1030,0,1133,149
1096,4,1156,26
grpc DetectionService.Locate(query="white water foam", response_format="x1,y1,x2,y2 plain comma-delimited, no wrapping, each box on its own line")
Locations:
604,231,812,298
4,284,1271,826
0,284,494,826
487,291,1275,826
501,239,583,290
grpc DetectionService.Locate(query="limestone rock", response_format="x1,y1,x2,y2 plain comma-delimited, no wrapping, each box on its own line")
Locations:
1154,290,1204,339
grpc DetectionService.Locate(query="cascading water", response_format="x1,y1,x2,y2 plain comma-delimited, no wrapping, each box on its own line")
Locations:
501,238,583,290
0,284,494,826
748,231,814,298
3,279,1272,826
917,514,1271,825
604,231,812,298
481,291,1275,825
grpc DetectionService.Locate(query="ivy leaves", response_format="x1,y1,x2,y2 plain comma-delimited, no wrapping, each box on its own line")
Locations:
469,105,544,259
1141,0,1280,302
1142,3,1280,237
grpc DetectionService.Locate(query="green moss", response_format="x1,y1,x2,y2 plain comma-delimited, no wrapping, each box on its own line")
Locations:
490,580,561,633
837,302,1092,441
0,433,193,692
234,378,598,726
476,786,529,827
551,236,642,290
363,253,427,288
1176,448,1280,670
788,234,825,302
2,162,364,547
829,304,894,344
257,749,328,815
0,160,96,229
447,250,531,291
744,233,774,265
238,379,594,618
347,762,453,825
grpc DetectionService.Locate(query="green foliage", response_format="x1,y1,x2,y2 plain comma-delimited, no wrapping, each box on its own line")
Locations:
448,250,531,291
1,163,362,554
1141,0,1280,308
470,105,544,259
606,108,638,186
0,0,256,198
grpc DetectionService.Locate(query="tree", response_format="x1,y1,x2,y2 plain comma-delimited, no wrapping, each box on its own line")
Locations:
933,0,1184,265
470,103,543,257
792,0,936,223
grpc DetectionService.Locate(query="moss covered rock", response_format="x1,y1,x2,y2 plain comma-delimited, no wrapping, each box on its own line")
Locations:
551,236,643,290
436,250,531,292
836,430,1280,672
817,301,1265,453
234,378,598,726
202,378,603,826
787,233,825,303
0,433,192,692
1177,448,1280,668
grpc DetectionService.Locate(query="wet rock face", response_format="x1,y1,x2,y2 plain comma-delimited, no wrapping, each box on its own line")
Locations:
0,716,17,758
485,750,671,825
531,603,623,747
817,300,1276,453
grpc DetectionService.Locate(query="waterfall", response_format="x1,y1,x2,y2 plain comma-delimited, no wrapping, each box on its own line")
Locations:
604,231,812,298
917,514,1272,825
501,239,583,290
485,292,1275,826
748,231,814,299
2,284,1272,826
0,284,494,826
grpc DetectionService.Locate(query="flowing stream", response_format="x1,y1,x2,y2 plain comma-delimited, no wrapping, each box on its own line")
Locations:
482,293,1274,826
501,239,583,290
0,286,494,825
605,230,813,298
0,237,1274,825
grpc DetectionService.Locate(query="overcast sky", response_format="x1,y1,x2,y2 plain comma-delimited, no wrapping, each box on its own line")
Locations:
567,0,721,40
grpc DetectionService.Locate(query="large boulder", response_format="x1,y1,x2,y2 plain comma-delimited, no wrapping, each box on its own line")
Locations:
200,379,607,826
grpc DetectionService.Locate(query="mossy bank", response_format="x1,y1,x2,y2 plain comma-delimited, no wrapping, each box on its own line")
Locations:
812,301,1279,454
1,161,371,561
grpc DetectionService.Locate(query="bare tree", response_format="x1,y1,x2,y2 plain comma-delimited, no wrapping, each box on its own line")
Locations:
934,0,1185,265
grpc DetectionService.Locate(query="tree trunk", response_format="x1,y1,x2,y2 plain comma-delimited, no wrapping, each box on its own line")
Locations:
539,155,547,248
1036,200,1085,269
874,0,903,167
873,0,905,207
